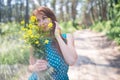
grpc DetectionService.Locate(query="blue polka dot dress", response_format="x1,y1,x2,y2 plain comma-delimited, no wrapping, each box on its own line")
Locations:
28,34,69,80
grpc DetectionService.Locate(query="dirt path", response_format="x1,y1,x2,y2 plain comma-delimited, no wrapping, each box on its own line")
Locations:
68,29,120,80
4,29,119,80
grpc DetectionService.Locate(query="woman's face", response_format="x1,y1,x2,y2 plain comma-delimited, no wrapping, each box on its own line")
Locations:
36,12,52,31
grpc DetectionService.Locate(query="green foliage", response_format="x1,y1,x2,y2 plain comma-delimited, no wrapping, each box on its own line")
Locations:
107,2,120,45
107,26,120,38
90,1,120,45
107,26,120,45
90,22,104,32
0,22,21,36
91,20,120,45
90,21,112,32
0,45,29,65
0,23,29,64
59,21,81,33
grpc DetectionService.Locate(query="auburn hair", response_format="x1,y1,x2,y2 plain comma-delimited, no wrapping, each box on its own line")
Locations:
32,6,66,56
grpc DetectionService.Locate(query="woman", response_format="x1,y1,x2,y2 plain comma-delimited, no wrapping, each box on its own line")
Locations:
28,6,78,80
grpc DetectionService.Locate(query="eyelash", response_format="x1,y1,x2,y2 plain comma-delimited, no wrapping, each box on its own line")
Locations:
43,16,47,20
37,16,47,21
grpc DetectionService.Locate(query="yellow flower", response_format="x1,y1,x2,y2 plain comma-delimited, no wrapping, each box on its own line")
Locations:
21,27,26,31
27,30,32,35
44,39,49,44
30,35,34,38
48,18,51,21
21,20,25,25
35,41,39,44
34,35,39,38
29,24,33,29
48,22,53,29
23,35,28,39
30,16,36,22
35,22,38,25
35,26,39,30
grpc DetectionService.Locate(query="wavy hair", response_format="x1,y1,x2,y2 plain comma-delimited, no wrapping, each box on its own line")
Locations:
32,6,66,56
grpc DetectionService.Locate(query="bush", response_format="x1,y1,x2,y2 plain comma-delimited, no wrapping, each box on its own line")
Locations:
59,21,81,33
107,26,120,45
0,22,29,65
90,21,112,33
90,20,120,45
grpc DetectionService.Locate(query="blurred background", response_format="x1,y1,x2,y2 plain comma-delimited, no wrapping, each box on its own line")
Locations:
0,0,120,80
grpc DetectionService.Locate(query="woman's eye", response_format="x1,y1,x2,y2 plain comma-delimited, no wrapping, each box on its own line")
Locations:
37,19,40,22
43,16,47,20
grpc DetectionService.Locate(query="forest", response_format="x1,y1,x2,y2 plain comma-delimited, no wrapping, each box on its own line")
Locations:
0,0,120,80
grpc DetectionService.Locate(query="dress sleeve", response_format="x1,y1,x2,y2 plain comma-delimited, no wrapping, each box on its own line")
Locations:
61,33,66,39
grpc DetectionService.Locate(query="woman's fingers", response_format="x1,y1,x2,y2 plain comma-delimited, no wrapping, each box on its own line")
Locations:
38,65,47,69
54,21,61,37
35,59,48,71
38,66,47,71
37,64,47,71
55,21,59,29
37,59,47,62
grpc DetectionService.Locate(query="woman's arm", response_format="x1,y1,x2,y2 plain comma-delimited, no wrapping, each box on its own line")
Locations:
28,47,36,72
56,33,78,66
54,22,78,66
28,47,48,72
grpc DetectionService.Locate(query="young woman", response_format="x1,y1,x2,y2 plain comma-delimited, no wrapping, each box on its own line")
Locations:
28,6,78,80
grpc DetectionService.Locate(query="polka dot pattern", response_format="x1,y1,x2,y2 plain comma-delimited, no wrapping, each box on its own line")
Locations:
28,34,69,80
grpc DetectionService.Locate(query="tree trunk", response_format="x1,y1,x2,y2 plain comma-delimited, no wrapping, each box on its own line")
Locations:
59,0,64,21
102,0,107,20
71,0,78,21
7,0,12,22
20,0,24,22
71,0,78,29
25,0,29,26
90,0,95,24
114,0,118,4
98,0,102,21
51,0,56,12
65,0,70,21
109,0,114,20
0,0,2,22
38,0,42,6
43,0,47,6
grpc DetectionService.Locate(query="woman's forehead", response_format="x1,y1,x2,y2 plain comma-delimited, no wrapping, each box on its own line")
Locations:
38,11,46,15
36,12,46,18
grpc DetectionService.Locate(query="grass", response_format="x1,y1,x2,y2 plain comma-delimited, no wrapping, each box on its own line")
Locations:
0,21,80,79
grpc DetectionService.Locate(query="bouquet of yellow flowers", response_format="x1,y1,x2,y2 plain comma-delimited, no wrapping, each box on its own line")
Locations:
20,16,54,80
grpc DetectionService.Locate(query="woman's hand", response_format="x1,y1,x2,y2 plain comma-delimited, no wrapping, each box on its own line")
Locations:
54,21,61,37
33,59,48,72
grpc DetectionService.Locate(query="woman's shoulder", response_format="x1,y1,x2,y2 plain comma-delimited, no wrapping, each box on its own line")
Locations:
61,33,67,39
62,33,73,39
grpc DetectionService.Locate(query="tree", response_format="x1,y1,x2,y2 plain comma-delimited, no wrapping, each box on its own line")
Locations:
71,0,78,21
65,0,70,21
0,0,3,22
25,0,29,26
59,0,64,21
7,0,12,22
51,0,56,12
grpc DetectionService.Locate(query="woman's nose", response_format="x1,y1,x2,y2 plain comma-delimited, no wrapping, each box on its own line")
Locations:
38,20,44,26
